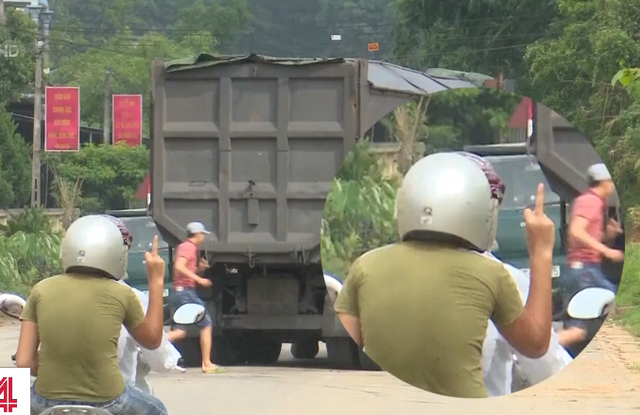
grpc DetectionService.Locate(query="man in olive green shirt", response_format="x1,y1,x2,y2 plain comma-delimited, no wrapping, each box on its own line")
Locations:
334,242,524,398
334,152,555,398
21,274,145,402
17,215,169,415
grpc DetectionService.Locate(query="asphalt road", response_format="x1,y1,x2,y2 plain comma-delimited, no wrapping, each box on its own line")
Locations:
1,318,639,415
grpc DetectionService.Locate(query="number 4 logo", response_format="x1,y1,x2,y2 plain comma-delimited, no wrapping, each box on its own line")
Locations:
0,377,17,412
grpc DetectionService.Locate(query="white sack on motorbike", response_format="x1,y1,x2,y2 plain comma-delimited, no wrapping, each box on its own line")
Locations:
481,253,572,396
117,282,181,376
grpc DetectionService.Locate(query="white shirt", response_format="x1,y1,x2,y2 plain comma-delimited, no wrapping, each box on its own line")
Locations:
117,280,182,390
481,253,573,396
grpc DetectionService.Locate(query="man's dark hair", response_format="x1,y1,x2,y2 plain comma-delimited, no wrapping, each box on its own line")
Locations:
187,232,196,238
588,178,601,188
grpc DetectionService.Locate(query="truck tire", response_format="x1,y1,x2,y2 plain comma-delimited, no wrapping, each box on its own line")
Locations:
175,338,201,368
325,337,360,370
211,336,237,366
291,340,320,359
247,336,282,365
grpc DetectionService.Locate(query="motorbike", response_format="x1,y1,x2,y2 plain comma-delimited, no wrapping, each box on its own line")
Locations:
0,291,206,415
561,286,616,358
509,287,614,393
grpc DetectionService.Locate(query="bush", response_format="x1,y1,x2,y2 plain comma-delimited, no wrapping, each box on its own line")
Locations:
0,207,54,237
46,143,150,213
0,232,63,295
321,141,401,277
615,243,640,335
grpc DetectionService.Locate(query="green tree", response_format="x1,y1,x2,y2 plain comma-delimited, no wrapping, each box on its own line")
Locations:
315,0,396,58
321,141,400,277
51,31,216,134
46,143,150,212
0,8,37,102
173,0,251,51
525,0,640,207
392,0,558,81
0,104,32,208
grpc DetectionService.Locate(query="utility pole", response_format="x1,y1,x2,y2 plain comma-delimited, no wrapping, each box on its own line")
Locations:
103,67,111,144
41,9,52,72
0,0,6,26
30,10,44,207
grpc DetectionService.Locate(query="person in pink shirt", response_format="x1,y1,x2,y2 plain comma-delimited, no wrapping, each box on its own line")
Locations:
558,163,623,349
166,222,224,373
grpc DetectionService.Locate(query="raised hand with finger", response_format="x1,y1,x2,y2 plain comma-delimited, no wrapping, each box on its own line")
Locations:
523,183,556,257
145,235,166,285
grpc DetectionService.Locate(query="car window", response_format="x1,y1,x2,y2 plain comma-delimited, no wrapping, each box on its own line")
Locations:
486,156,561,210
120,217,168,252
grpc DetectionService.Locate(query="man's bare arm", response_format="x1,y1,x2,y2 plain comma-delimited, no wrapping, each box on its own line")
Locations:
174,257,208,285
129,236,166,350
570,217,610,254
128,279,165,350
497,252,552,358
337,313,363,347
16,321,40,376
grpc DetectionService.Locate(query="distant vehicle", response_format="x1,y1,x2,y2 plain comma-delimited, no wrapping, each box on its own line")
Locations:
464,144,565,314
104,209,171,298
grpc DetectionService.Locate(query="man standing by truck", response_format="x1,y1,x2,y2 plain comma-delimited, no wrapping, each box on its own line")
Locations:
558,163,624,349
167,222,224,373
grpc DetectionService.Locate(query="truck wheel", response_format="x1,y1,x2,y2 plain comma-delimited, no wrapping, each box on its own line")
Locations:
247,337,282,365
175,338,201,368
211,336,237,366
325,337,360,370
291,340,320,359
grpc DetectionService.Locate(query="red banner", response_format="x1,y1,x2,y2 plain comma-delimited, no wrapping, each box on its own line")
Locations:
45,86,80,152
113,94,143,147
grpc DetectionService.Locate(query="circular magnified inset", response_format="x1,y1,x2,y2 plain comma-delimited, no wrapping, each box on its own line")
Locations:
321,93,625,399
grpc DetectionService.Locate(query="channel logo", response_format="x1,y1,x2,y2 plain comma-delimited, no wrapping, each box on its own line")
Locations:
0,368,30,414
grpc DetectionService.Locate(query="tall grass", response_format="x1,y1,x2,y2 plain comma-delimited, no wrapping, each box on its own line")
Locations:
0,232,63,295
615,243,640,335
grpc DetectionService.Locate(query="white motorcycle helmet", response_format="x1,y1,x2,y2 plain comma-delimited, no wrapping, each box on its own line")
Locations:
61,215,133,280
396,151,505,252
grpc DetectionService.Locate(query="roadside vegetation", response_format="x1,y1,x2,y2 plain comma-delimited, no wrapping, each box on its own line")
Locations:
0,209,63,295
615,243,640,336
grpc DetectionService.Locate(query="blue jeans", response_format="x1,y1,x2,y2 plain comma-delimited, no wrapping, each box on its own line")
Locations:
168,288,213,330
31,384,168,415
560,263,617,329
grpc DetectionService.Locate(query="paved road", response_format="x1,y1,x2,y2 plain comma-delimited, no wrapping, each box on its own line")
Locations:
2,318,639,415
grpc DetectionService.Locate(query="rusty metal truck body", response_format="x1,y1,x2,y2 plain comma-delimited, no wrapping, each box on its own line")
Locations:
150,54,485,368
150,53,622,368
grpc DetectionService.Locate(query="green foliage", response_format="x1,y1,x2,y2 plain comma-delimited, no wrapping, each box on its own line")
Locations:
321,141,400,277
0,208,54,237
0,103,32,209
423,89,523,150
393,0,558,79
524,0,640,208
0,9,37,102
51,30,216,135
615,242,640,335
315,0,395,58
612,67,640,99
0,231,63,295
46,143,150,212
173,0,251,50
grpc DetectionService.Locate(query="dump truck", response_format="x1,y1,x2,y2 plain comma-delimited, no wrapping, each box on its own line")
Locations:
149,54,488,368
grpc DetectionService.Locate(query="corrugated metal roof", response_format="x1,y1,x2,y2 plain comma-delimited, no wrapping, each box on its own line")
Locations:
366,62,491,94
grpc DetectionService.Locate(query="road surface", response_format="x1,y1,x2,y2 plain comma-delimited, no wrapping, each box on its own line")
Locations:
1,317,639,415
